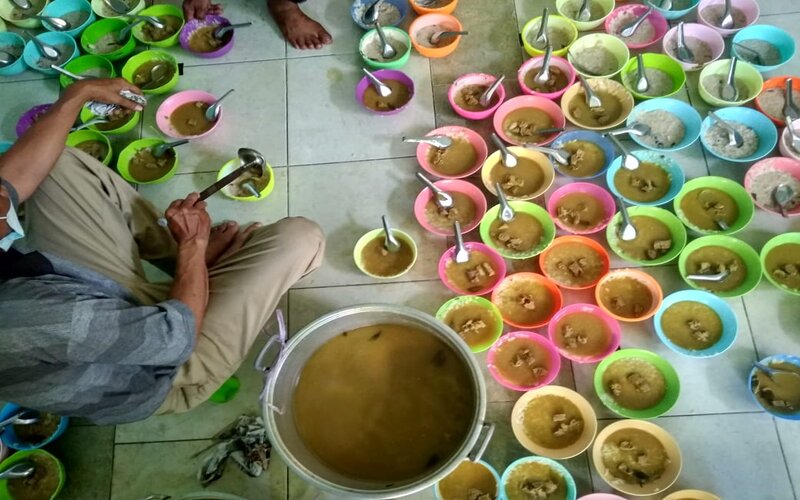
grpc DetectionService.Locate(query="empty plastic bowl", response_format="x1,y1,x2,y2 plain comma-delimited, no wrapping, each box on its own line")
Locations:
662,22,725,72
351,0,408,30
501,457,576,500
355,68,415,115
80,18,136,61
606,149,686,206
493,95,565,146
408,12,463,58
448,73,506,120
155,90,222,139
354,228,418,279
479,201,556,259
41,0,95,37
414,126,488,179
626,98,702,152
595,268,664,322
567,33,630,79
0,32,26,76
438,242,506,296
697,0,759,37
556,0,614,31
480,147,555,201
491,273,563,329
744,157,800,217
547,182,616,234
760,233,800,296
620,52,686,100
748,354,800,420
561,78,634,130
699,105,777,163
672,176,755,235
179,15,234,58
547,303,621,363
606,206,688,266
654,289,738,358
413,179,487,236
678,235,762,298
550,131,616,179
487,331,561,391
517,54,576,100
0,403,69,450
604,3,668,50
22,31,78,75
521,14,578,58
435,296,503,353
698,58,763,107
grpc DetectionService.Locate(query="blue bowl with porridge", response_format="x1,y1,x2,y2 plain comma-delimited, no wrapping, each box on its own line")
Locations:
645,0,700,21
22,31,78,75
0,31,27,76
351,0,409,30
627,98,702,152
732,25,796,73
699,106,777,163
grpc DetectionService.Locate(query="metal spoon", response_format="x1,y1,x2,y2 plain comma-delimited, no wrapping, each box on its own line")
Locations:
687,269,731,282
214,22,252,39
634,53,649,94
374,21,396,59
452,220,469,264
141,62,171,90
577,0,592,22
104,0,135,15
362,67,392,98
773,183,796,218
495,182,515,222
784,78,799,121
0,409,39,430
362,0,384,25
619,6,654,38
30,15,70,30
114,18,148,43
71,117,109,132
479,75,505,108
719,0,735,30
50,64,88,81
617,196,637,241
10,0,32,9
721,56,739,102
697,189,730,230
27,32,60,60
605,133,640,170
152,139,189,158
242,181,261,198
785,116,800,153
491,133,518,168
753,362,800,386
402,135,453,149
0,462,35,480
578,75,602,108
204,89,234,121
524,145,571,166
658,0,672,10
0,50,17,67
532,7,549,49
429,30,469,45
416,171,454,209
708,111,744,148
676,22,695,63
732,42,763,66
381,214,401,253
608,122,652,137
533,45,553,86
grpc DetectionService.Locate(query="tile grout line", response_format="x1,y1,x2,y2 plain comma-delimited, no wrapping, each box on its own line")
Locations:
739,297,760,361
770,417,798,500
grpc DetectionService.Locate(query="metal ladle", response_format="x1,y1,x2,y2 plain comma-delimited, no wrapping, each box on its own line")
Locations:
577,0,592,22
491,133,518,168
687,269,731,282
495,182,515,222
0,462,35,480
524,145,571,166
533,45,553,86
452,220,469,264
708,111,744,148
30,15,70,30
375,21,396,59
733,42,764,66
429,30,469,45
577,74,602,108
721,56,739,102
617,196,637,241
719,0,735,30
214,22,252,39
676,22,695,63
205,89,234,121
479,75,505,108
402,135,453,149
416,171,454,209
619,6,654,38
153,139,190,158
362,0,384,25
71,117,109,132
605,133,640,170
0,50,17,67
634,53,649,94
362,67,392,98
532,7,549,49
27,32,60,60
773,183,796,218
784,78,799,121
381,214,401,253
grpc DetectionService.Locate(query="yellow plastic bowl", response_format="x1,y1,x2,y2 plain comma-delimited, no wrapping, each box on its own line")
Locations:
0,0,50,28
480,147,555,201
561,78,634,130
521,14,578,58
353,228,418,279
217,157,275,201
556,0,614,31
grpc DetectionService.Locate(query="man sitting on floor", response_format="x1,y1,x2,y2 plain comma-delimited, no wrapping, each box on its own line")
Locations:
0,78,325,424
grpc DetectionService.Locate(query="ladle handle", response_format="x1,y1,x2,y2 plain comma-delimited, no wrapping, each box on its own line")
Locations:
199,159,259,200
467,422,495,462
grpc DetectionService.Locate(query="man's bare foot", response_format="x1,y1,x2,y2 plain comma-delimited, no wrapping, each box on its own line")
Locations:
268,0,332,50
206,221,239,266
215,222,262,263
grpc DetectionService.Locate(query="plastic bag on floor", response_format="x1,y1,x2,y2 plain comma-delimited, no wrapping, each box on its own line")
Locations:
197,415,271,485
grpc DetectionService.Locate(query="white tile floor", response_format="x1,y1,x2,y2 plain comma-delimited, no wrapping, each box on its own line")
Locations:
1,0,799,499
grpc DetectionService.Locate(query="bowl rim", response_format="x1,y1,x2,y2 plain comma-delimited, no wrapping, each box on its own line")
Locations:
434,295,504,353
487,330,561,392
677,234,763,297
605,205,688,266
478,200,557,259
353,227,418,279
546,302,622,363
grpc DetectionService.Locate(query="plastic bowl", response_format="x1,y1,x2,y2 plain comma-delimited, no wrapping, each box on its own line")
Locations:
780,120,800,161
594,349,679,418
748,354,800,420
179,15,234,58
448,73,506,120
539,235,611,290
511,386,598,459
493,95,566,146
408,13,463,58
760,233,800,296
556,0,614,31
698,58,763,107
410,0,457,15
654,289,738,358
78,106,140,135
567,33,630,79
551,131,616,179
117,138,180,184
647,0,699,20
58,54,115,88
488,331,561,391
132,3,184,47
91,0,144,18
0,0,49,28
0,32,26,76
155,90,221,139
358,26,412,69
606,149,686,206
0,404,69,450
672,176,755,235
678,235,762,298
604,3,668,50
354,228,418,279
434,460,500,500
500,456,576,500
592,419,682,495
413,179,487,236
438,242,506,295
521,14,578,58
663,491,721,500
547,182,616,234
66,129,112,165
480,147,555,201
22,31,78,75
0,449,65,499
479,201,556,259
606,206,688,266
756,76,800,126
744,157,800,217
621,53,686,100
697,0,759,37
731,25,795,73
121,49,179,95
517,55,576,100
80,18,136,61
627,98,702,152
662,22,725,72
355,68,415,115
41,0,94,37
578,495,627,500
435,296,503,353
351,0,408,30
699,106,777,163
595,268,664,322
217,157,275,201
491,273,563,329
415,126,488,179
561,78,634,130
15,103,51,137
547,303,621,363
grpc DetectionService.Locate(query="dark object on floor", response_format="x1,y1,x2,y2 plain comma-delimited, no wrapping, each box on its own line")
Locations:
197,415,272,485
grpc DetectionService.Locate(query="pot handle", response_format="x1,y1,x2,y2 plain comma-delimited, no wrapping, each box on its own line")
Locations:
254,309,288,412
467,422,495,462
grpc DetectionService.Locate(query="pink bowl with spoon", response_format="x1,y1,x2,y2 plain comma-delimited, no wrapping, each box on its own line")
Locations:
438,242,506,295
604,3,668,50
448,73,506,120
517,55,576,100
414,126,488,179
546,182,616,235
156,90,222,139
413,179,487,236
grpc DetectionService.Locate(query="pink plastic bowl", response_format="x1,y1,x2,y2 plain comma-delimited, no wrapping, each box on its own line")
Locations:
16,104,52,137
578,495,628,500
604,4,668,50
415,126,489,179
414,179,488,235
493,95,566,146
448,73,506,120
487,331,561,391
156,90,222,139
517,55,576,100
179,15,234,58
546,182,616,235
355,69,415,116
744,157,800,217
697,0,759,37
438,242,506,295
663,23,725,72
547,303,622,363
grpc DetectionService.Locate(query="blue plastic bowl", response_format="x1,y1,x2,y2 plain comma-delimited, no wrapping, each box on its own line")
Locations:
0,403,69,451
434,460,501,500
749,354,800,420
351,0,409,30
0,141,12,154
22,32,79,75
606,149,686,206
551,130,616,179
627,98,702,152
699,106,778,163
0,32,27,76
500,456,577,500
41,0,96,37
645,0,699,20
732,25,796,73
654,290,738,358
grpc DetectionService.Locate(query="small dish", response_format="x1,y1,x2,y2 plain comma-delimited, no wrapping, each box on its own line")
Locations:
626,98,702,152
567,33,630,79
351,0,408,30
0,449,65,500
156,90,222,139
550,131,616,179
662,22,725,72
605,149,686,207
606,206,687,266
595,268,663,322
41,0,95,37
539,235,611,290
435,296,503,353
80,17,136,61
132,3,184,48
521,14,578,58
556,0,614,31
358,26,412,69
698,58,763,107
755,75,800,126
408,12,463,58
479,200,556,259
58,54,115,88
354,227,418,279
517,54,576,100
744,157,800,217
697,0,759,37
0,404,69,450
413,179,487,236
78,106,140,135
491,272,563,329
654,289,739,358
547,182,616,235
217,156,275,201
116,138,181,185
699,106,777,163
487,331,561,391
561,78,634,130
66,129,112,165
414,125,488,179
500,456,577,500
480,147,555,201
0,32,26,76
620,53,686,100
22,31,78,75
748,354,800,420
759,233,800,296
438,242,506,296
678,234,762,298
731,25,795,73
121,49,180,95
434,459,499,500
604,3,668,50
179,14,234,58
447,72,506,120
492,95,565,146
547,303,621,363
355,68,415,115
672,176,755,235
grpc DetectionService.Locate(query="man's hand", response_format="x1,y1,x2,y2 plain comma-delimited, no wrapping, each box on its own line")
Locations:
165,193,212,248
64,78,144,112
183,0,223,20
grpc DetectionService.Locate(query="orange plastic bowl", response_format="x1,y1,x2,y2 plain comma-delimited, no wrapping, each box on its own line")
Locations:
409,13,463,58
491,273,563,329
410,0,458,15
595,269,664,322
755,76,800,126
539,235,611,290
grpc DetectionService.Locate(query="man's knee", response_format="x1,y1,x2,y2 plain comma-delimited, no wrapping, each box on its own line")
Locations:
273,216,325,252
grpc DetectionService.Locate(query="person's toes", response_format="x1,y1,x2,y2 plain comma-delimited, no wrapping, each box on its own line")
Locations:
320,30,333,45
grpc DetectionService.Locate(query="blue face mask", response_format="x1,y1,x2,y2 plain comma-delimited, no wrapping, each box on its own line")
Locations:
0,202,24,251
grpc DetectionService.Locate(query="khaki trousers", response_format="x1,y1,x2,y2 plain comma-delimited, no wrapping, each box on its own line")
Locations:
23,148,325,413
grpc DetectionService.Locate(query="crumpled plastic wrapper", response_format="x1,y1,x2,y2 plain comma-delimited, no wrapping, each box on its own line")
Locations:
197,415,272,486
84,90,148,117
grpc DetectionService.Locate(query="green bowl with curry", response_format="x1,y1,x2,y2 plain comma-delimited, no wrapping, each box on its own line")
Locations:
760,233,800,296
606,206,687,266
678,235,762,298
672,176,755,236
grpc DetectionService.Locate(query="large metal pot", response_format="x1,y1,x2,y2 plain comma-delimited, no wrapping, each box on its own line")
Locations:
257,304,492,499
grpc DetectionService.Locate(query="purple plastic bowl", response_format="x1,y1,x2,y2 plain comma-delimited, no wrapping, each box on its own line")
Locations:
355,69,415,116
179,15,234,58
16,104,52,138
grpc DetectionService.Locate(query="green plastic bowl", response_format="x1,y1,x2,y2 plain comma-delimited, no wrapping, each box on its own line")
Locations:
359,26,411,69
435,296,503,353
80,18,136,61
217,157,275,201
478,201,556,259
0,449,65,500
672,176,755,236
567,32,629,79
678,235,762,298
79,106,140,135
521,14,578,58
698,58,763,107
606,206,687,266
594,348,680,419
209,375,240,403
66,129,112,165
132,4,184,47
121,49,180,95
59,54,115,88
760,233,800,296
116,138,180,184
621,52,686,100
556,0,614,31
